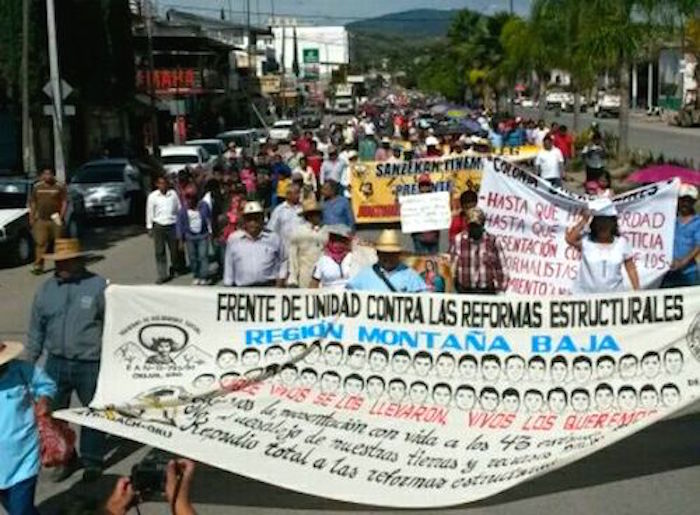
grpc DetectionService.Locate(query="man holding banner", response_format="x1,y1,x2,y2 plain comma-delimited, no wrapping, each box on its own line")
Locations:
347,230,427,292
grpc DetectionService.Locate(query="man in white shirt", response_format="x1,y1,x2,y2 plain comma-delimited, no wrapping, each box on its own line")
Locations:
146,175,182,284
534,135,565,188
267,182,303,247
533,120,550,147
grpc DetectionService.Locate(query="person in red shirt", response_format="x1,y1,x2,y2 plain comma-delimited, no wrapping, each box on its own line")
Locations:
449,190,478,248
296,131,313,156
553,125,575,160
306,140,323,182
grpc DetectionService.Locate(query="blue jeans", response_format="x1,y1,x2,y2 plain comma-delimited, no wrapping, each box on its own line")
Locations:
44,357,105,468
0,475,39,515
186,238,210,280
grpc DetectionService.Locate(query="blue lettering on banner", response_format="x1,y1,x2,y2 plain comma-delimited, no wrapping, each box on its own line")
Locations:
530,334,621,353
246,322,344,345
357,326,513,353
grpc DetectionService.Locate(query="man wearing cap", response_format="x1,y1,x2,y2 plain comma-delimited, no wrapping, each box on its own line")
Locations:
663,184,700,287
224,201,288,287
26,238,108,481
412,174,440,255
321,180,355,230
29,166,67,275
320,147,347,186
425,136,443,158
375,137,392,162
347,229,427,292
146,175,183,284
451,208,506,294
0,341,56,513
288,198,327,288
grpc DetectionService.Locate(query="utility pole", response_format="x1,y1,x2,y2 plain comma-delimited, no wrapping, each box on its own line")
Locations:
21,0,35,174
46,0,66,182
145,0,160,157
246,0,254,125
509,0,514,14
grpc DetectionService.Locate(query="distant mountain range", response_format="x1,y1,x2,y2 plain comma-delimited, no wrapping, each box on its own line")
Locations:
346,2,531,38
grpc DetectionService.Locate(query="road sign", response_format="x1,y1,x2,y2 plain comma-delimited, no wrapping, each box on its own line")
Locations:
43,104,76,116
302,48,319,64
42,79,73,100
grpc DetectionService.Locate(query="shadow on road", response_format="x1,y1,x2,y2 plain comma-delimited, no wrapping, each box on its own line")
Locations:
80,219,146,253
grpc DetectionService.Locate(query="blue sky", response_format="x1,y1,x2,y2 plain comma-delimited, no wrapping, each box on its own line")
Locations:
163,0,529,25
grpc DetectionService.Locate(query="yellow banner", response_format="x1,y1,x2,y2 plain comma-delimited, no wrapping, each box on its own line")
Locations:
350,148,538,224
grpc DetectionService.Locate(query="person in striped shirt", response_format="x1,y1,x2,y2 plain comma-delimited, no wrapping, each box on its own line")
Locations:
450,208,506,294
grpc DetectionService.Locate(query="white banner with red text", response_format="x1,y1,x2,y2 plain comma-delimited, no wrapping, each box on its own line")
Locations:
57,285,700,507
478,158,679,295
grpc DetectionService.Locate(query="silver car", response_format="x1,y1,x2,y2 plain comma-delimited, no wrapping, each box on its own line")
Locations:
69,159,147,220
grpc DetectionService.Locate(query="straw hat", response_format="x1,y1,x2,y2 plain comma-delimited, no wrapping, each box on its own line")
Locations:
44,238,89,261
374,229,403,253
242,201,264,216
301,198,322,214
326,224,352,238
466,207,486,225
0,341,24,366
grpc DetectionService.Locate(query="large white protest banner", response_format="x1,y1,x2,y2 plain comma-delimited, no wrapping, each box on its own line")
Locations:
58,285,700,508
399,190,452,233
479,158,679,295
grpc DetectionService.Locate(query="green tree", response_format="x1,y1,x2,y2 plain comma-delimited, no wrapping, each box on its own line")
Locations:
501,2,560,118
578,0,658,158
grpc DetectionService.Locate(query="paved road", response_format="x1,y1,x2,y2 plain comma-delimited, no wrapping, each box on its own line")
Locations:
516,107,700,163
1,222,700,515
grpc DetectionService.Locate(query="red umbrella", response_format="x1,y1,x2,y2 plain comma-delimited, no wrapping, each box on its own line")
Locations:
626,164,700,185
514,83,527,92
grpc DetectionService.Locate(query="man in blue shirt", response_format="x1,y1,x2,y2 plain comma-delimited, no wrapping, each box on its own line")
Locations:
663,184,700,287
347,229,427,292
322,180,355,230
27,238,107,482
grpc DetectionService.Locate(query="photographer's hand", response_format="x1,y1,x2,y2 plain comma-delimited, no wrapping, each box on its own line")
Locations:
104,477,136,515
165,459,197,515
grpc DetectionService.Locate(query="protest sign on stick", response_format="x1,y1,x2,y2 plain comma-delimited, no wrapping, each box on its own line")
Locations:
399,191,452,234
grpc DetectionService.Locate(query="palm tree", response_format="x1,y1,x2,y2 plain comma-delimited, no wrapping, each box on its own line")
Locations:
578,0,659,159
501,1,559,118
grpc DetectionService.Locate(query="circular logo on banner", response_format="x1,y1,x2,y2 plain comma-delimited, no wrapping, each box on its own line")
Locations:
686,312,700,362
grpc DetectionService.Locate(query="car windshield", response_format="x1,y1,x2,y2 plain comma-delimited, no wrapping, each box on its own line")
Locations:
273,121,293,128
0,181,29,208
161,154,199,165
198,143,221,155
72,165,124,184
